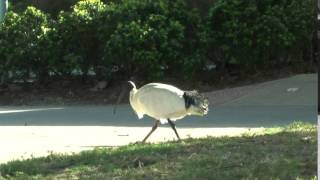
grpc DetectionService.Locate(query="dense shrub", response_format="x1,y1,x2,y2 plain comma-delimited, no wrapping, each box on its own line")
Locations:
50,0,106,77
105,16,184,79
166,0,205,78
205,0,314,71
102,0,204,80
103,0,179,79
0,7,51,83
0,0,315,84
10,0,79,15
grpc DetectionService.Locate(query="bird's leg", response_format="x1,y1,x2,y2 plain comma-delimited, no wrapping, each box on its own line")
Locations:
167,119,181,141
142,120,160,143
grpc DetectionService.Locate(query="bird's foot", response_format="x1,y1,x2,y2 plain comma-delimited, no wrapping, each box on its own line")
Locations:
133,141,145,145
174,139,184,144
179,140,186,145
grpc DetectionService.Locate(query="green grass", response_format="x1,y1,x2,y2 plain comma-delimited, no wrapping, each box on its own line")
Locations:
0,122,317,180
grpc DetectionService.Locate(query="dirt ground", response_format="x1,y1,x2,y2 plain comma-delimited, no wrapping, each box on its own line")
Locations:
0,67,311,106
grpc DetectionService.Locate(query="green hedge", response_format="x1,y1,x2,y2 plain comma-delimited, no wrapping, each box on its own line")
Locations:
204,0,314,71
9,0,79,16
49,0,106,77
102,0,203,80
0,7,50,82
0,0,315,83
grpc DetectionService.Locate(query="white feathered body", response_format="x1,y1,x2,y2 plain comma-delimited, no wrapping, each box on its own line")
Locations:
129,83,191,123
127,81,208,141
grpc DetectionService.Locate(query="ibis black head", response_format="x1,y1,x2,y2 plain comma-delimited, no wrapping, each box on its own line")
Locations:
183,90,209,115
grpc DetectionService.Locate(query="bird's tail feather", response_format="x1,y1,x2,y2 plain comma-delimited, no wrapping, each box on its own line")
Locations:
128,81,137,90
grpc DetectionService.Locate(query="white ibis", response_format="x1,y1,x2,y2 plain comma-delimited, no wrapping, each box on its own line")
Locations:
128,81,209,142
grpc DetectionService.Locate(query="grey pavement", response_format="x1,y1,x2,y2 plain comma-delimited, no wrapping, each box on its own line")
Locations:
0,74,317,127
0,104,316,127
0,73,317,163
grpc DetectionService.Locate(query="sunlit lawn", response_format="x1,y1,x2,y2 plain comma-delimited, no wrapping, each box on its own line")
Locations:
0,122,316,179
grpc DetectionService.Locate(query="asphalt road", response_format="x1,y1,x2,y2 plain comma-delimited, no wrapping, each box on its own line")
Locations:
0,74,317,127
0,104,316,127
0,73,317,163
